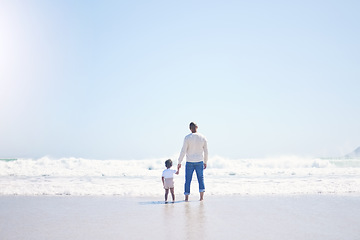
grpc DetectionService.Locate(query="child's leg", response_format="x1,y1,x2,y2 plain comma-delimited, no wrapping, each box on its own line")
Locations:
170,188,175,202
165,189,169,202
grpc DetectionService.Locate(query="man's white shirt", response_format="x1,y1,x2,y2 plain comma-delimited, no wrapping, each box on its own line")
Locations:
178,132,208,165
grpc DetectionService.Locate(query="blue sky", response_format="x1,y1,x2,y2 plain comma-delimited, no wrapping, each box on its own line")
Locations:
1,0,359,159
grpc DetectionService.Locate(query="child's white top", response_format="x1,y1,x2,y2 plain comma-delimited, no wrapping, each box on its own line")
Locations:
162,169,177,179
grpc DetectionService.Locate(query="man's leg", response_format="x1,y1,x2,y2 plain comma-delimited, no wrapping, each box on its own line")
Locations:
195,162,205,201
185,162,195,201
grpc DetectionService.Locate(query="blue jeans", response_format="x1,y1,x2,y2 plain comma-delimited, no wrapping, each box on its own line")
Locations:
184,161,205,195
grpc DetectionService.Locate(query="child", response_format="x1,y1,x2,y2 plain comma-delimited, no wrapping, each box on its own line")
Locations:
162,159,179,203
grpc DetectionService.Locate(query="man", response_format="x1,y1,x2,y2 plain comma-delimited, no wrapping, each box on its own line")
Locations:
177,122,208,201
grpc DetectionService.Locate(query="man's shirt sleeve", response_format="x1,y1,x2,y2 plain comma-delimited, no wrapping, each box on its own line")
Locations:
178,137,188,165
203,138,208,164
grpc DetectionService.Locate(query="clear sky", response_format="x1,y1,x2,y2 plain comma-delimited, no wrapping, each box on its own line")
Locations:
1,0,359,159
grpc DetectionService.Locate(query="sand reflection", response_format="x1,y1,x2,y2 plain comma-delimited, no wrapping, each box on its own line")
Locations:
183,202,206,240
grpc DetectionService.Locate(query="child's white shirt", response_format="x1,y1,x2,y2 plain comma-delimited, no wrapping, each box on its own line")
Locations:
162,169,177,179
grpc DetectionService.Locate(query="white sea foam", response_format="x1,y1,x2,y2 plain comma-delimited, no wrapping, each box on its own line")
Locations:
0,156,359,196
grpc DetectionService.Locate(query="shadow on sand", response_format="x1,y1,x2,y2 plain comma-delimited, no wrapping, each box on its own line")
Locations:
139,200,187,205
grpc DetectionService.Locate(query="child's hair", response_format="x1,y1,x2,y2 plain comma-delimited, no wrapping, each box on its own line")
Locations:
165,159,172,168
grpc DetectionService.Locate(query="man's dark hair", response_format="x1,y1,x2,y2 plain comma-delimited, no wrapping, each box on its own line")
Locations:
189,122,198,129
165,159,172,168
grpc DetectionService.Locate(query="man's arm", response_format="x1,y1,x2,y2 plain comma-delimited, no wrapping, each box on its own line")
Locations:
203,139,208,169
177,138,188,169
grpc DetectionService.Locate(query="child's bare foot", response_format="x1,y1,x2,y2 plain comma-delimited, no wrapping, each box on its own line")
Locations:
185,195,189,201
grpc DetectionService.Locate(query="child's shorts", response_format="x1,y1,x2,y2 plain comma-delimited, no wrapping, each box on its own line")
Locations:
164,178,174,189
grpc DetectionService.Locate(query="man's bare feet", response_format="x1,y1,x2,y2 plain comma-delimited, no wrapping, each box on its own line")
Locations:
200,192,204,201
185,195,189,201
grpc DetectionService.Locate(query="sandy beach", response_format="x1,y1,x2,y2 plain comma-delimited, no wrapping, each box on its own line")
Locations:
2,0,360,239
1,195,359,240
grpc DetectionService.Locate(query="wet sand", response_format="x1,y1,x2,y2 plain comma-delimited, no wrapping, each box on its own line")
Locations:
0,195,359,240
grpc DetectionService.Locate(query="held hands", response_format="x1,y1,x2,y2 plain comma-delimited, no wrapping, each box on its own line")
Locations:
175,164,181,175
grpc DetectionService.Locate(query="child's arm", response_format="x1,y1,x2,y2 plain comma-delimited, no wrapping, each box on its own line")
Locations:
162,176,165,186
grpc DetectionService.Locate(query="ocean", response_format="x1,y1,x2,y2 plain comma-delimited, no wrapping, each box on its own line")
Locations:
1,156,359,196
